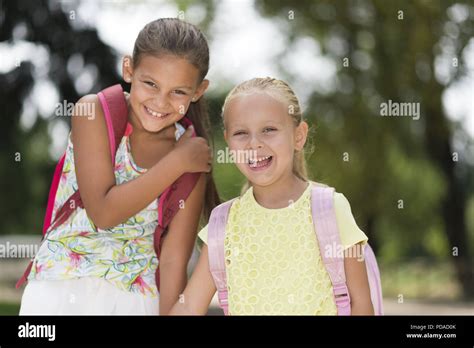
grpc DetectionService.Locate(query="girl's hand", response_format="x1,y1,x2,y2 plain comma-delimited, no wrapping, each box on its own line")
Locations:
173,126,212,174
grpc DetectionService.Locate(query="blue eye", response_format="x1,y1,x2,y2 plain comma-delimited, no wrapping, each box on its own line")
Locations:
263,127,276,133
233,131,247,136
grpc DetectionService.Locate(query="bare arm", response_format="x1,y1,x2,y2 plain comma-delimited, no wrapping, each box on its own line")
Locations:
344,243,374,315
168,244,216,315
158,174,206,314
71,94,210,229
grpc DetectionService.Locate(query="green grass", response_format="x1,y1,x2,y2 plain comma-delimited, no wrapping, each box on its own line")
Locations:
0,302,20,315
380,260,461,300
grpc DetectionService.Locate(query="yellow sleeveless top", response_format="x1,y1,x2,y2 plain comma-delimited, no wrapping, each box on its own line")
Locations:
199,183,367,315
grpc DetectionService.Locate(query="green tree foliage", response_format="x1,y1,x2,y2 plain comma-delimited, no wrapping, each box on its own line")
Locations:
0,0,123,236
256,0,474,298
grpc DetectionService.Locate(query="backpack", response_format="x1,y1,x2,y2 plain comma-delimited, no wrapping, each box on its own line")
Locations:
207,183,383,315
16,84,200,290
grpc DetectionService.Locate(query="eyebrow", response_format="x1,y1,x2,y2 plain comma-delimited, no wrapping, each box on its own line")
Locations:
228,120,283,130
140,74,194,90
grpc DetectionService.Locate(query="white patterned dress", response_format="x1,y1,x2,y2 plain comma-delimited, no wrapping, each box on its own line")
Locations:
20,123,185,315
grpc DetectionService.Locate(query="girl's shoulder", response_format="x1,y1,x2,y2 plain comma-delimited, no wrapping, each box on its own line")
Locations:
212,196,240,212
73,94,102,116
308,180,351,208
70,94,105,141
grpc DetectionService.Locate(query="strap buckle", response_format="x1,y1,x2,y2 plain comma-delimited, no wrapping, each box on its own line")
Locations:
333,283,350,307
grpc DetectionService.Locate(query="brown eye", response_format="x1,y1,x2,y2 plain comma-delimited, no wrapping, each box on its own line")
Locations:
144,81,157,88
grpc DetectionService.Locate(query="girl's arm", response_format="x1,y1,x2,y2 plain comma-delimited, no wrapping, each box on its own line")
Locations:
158,174,206,314
71,94,210,229
344,243,375,315
168,244,216,315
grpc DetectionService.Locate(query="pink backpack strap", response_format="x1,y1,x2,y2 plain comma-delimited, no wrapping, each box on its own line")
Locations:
153,169,200,291
153,116,200,291
97,84,129,164
311,185,351,315
207,199,236,315
41,153,66,234
157,117,197,228
364,244,384,315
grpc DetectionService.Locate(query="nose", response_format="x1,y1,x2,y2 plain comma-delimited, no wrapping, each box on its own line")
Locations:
248,133,264,150
153,92,170,110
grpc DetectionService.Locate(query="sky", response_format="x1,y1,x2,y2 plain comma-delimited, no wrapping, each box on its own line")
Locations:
0,0,472,159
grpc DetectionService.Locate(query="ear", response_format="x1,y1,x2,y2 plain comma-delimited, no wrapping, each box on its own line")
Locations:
223,128,228,142
191,79,210,102
294,121,308,151
122,56,134,83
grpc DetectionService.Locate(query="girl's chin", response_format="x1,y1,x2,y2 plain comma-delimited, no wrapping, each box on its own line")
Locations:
142,124,165,133
140,115,178,132
239,167,276,186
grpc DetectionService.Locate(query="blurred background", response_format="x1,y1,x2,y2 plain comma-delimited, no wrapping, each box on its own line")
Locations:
0,0,473,315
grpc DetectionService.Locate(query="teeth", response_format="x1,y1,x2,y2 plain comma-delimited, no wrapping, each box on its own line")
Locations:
249,155,271,163
146,106,167,118
249,155,272,167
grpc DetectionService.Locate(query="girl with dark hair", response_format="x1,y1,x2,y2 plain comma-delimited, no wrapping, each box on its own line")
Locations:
19,18,219,315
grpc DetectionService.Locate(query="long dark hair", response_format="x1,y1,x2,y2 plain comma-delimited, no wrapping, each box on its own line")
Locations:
132,18,220,222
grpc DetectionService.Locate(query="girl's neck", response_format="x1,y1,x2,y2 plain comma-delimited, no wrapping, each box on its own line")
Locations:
251,173,308,209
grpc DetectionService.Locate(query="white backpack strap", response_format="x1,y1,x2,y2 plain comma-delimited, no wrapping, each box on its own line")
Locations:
207,199,235,315
311,185,351,315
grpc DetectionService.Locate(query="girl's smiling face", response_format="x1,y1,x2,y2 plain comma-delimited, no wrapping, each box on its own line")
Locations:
123,54,208,134
224,93,308,187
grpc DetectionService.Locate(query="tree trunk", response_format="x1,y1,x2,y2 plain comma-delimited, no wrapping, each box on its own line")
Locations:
425,91,474,299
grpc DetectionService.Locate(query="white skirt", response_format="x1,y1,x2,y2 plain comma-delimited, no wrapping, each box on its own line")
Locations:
19,277,159,315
